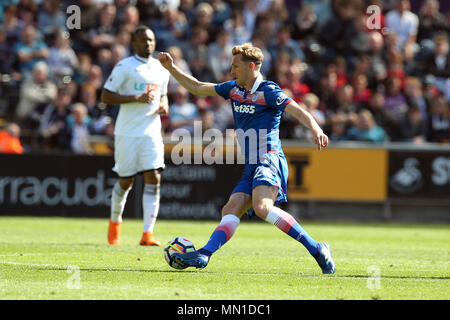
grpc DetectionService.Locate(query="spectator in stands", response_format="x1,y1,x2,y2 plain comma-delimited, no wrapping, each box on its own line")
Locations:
427,95,450,143
0,122,24,154
385,0,419,49
85,64,104,92
209,0,231,30
14,24,49,75
35,88,72,152
79,82,109,134
182,26,214,82
178,0,196,23
151,5,188,51
270,51,291,88
302,0,332,28
279,58,310,103
37,0,67,38
169,86,200,134
60,102,93,154
17,0,38,26
368,31,387,84
345,13,371,59
166,45,192,94
16,61,57,124
423,33,450,94
200,108,215,132
303,93,326,128
250,31,272,77
192,2,215,42
120,5,140,34
396,105,427,143
253,12,278,47
327,113,349,142
110,43,127,68
0,26,15,77
417,0,449,43
291,3,319,45
315,69,339,113
224,9,251,47
112,29,130,57
404,76,428,119
319,0,362,61
205,95,233,134
89,4,117,52
384,77,409,121
269,24,305,61
352,73,372,109
346,109,388,143
333,85,359,115
72,53,92,85
96,47,113,81
2,5,24,47
46,30,79,81
352,55,372,85
208,28,233,83
113,0,131,26
366,90,399,140
269,0,290,27
69,0,99,52
136,0,162,25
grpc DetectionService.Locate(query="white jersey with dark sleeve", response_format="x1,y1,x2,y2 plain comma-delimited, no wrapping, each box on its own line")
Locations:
104,55,170,137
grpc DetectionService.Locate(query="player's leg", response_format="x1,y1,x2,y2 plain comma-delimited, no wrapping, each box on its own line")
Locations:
108,135,138,245
173,192,252,269
140,169,162,246
108,176,134,245
138,135,165,246
252,185,336,274
198,192,252,256
252,185,319,255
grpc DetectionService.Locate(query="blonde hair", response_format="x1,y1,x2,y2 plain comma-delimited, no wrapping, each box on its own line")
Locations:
232,43,264,66
303,93,319,108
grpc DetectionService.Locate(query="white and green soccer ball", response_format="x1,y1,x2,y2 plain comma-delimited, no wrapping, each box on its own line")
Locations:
164,237,195,269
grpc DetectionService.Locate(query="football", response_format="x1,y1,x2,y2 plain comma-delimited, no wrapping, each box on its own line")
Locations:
164,237,196,269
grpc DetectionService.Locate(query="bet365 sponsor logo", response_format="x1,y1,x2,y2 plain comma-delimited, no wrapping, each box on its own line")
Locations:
232,102,255,114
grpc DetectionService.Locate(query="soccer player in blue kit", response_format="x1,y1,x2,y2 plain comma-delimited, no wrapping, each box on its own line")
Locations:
158,43,336,274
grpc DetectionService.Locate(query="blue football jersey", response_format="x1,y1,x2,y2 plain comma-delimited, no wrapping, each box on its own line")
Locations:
215,77,292,164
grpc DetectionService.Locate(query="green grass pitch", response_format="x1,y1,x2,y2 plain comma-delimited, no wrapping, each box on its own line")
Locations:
0,216,448,300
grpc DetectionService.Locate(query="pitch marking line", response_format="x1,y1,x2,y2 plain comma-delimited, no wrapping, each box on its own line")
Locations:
0,253,72,257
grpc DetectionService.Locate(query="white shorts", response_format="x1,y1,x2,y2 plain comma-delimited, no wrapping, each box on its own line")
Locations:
112,135,165,178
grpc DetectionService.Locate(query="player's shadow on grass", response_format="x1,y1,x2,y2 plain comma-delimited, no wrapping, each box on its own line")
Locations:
30,266,450,280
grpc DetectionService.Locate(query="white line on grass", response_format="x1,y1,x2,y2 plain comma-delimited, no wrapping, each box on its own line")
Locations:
0,252,72,257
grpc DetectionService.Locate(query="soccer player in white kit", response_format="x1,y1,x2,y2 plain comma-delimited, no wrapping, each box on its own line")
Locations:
101,26,170,246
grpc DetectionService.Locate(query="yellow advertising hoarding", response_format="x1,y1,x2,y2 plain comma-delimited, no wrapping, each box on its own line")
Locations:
283,146,388,202
164,143,388,202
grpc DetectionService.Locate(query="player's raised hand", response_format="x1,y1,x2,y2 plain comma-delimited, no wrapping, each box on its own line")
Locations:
314,131,329,150
158,52,174,69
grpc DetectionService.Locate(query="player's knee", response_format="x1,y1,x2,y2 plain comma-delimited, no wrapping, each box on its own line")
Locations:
119,178,134,190
222,200,244,217
143,170,161,185
252,201,272,219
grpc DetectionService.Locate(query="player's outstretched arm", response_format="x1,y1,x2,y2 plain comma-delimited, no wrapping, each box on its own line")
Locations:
158,52,219,97
285,100,329,150
101,88,154,105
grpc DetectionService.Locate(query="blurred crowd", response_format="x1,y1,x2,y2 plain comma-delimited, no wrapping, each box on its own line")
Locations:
0,0,449,155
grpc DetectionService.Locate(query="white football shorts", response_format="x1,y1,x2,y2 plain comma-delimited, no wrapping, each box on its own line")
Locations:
112,135,165,177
